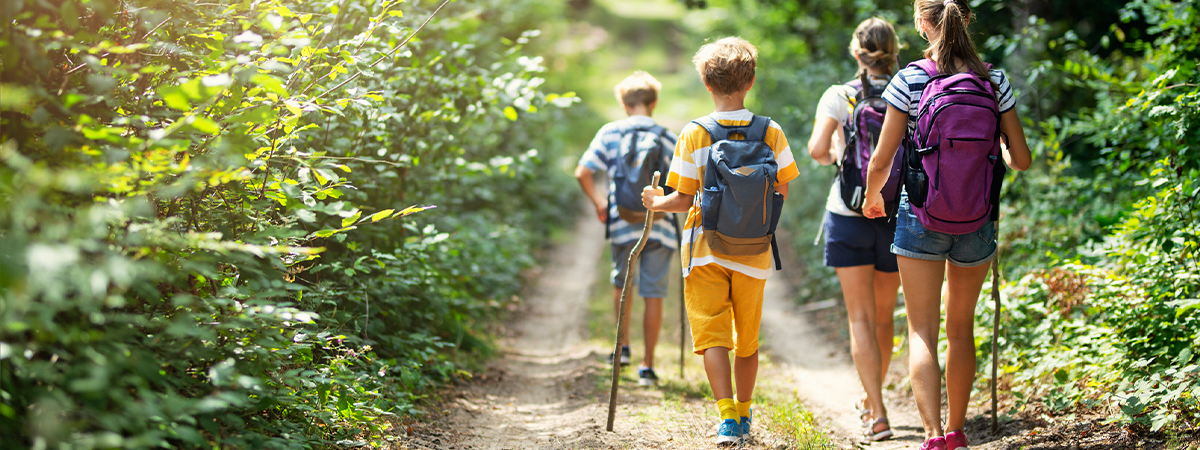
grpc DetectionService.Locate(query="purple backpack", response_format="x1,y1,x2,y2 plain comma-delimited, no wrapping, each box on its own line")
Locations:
903,59,1007,234
838,77,904,217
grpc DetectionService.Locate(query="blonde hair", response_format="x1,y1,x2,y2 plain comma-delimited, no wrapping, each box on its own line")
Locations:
613,71,662,108
691,37,757,96
915,0,990,81
849,18,899,80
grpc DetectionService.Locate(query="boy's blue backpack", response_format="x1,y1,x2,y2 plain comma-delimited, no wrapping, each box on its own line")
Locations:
692,115,784,270
609,124,673,232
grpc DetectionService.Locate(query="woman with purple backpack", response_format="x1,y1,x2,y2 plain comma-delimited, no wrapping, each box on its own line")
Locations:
861,0,1032,449
805,17,902,442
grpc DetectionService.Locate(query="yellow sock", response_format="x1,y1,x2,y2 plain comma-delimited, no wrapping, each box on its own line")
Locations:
716,398,739,422
736,399,753,418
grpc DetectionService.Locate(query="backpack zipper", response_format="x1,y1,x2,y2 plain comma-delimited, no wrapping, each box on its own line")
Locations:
922,102,1001,146
763,174,769,226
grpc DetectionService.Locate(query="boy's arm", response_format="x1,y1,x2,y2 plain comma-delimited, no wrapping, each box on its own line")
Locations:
574,165,607,224
641,187,693,213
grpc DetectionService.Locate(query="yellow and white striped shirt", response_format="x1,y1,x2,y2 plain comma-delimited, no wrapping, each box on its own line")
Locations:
667,110,800,280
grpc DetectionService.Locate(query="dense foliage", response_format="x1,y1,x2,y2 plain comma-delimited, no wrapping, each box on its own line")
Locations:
0,0,576,447
685,0,1200,433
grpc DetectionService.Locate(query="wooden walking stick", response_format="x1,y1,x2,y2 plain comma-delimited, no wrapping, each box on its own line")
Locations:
990,225,1002,434
677,213,687,380
606,171,661,432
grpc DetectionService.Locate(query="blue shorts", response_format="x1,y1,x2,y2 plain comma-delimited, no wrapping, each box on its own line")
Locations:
892,193,997,267
611,240,674,298
823,211,899,273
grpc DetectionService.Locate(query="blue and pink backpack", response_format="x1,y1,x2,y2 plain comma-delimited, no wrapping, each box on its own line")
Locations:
838,75,904,218
902,59,1007,234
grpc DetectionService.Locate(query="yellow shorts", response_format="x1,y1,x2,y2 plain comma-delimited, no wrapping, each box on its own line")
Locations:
684,264,766,358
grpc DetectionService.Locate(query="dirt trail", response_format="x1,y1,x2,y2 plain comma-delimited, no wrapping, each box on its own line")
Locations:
435,211,609,450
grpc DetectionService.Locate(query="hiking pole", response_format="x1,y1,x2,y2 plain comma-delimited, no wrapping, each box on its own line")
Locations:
990,224,1002,435
606,171,660,432
677,214,686,380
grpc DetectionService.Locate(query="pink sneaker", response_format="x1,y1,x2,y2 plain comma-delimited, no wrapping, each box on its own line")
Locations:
945,430,969,450
919,436,947,450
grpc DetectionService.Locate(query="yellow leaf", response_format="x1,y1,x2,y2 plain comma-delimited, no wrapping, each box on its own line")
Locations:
342,211,362,227
370,209,394,222
395,205,436,217
504,106,517,121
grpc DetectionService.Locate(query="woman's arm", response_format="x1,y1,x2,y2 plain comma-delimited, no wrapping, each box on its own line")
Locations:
807,116,841,166
861,104,908,218
999,109,1032,171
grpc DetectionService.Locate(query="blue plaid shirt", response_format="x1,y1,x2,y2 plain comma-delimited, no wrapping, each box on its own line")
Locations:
579,115,679,249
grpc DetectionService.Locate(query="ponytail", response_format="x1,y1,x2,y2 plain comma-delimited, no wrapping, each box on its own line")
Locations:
916,0,990,82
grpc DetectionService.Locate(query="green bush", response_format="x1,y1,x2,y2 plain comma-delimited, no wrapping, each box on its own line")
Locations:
0,0,576,447
973,0,1200,431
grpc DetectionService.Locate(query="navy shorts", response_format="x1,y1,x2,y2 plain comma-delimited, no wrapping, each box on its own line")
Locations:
892,193,997,267
823,211,899,273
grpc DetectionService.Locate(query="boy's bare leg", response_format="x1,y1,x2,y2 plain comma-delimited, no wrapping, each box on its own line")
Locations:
734,351,758,402
642,297,662,368
703,347,734,399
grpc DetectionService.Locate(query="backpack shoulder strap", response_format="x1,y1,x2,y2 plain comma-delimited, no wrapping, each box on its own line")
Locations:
744,115,771,142
691,116,727,143
908,58,938,77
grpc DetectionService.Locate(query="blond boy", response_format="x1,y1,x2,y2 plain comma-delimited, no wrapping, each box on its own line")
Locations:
575,71,679,386
641,37,798,445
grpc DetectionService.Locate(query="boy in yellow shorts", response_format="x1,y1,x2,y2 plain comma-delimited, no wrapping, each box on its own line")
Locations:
641,37,798,445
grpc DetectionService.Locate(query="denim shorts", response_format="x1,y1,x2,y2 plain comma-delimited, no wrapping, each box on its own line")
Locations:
823,211,899,273
611,240,674,298
892,193,997,267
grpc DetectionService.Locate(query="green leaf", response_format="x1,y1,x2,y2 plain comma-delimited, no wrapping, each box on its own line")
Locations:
189,116,220,134
252,75,287,96
341,211,361,227
314,229,337,238
158,86,191,111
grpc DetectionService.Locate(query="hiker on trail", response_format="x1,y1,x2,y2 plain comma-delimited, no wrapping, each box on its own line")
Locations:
861,1,1032,449
575,71,679,387
805,17,902,442
642,37,798,446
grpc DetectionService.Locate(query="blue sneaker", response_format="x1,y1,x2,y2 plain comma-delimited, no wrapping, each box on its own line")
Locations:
741,408,752,437
715,418,742,445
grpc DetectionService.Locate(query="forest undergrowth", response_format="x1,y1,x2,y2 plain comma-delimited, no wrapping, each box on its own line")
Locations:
0,0,583,447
